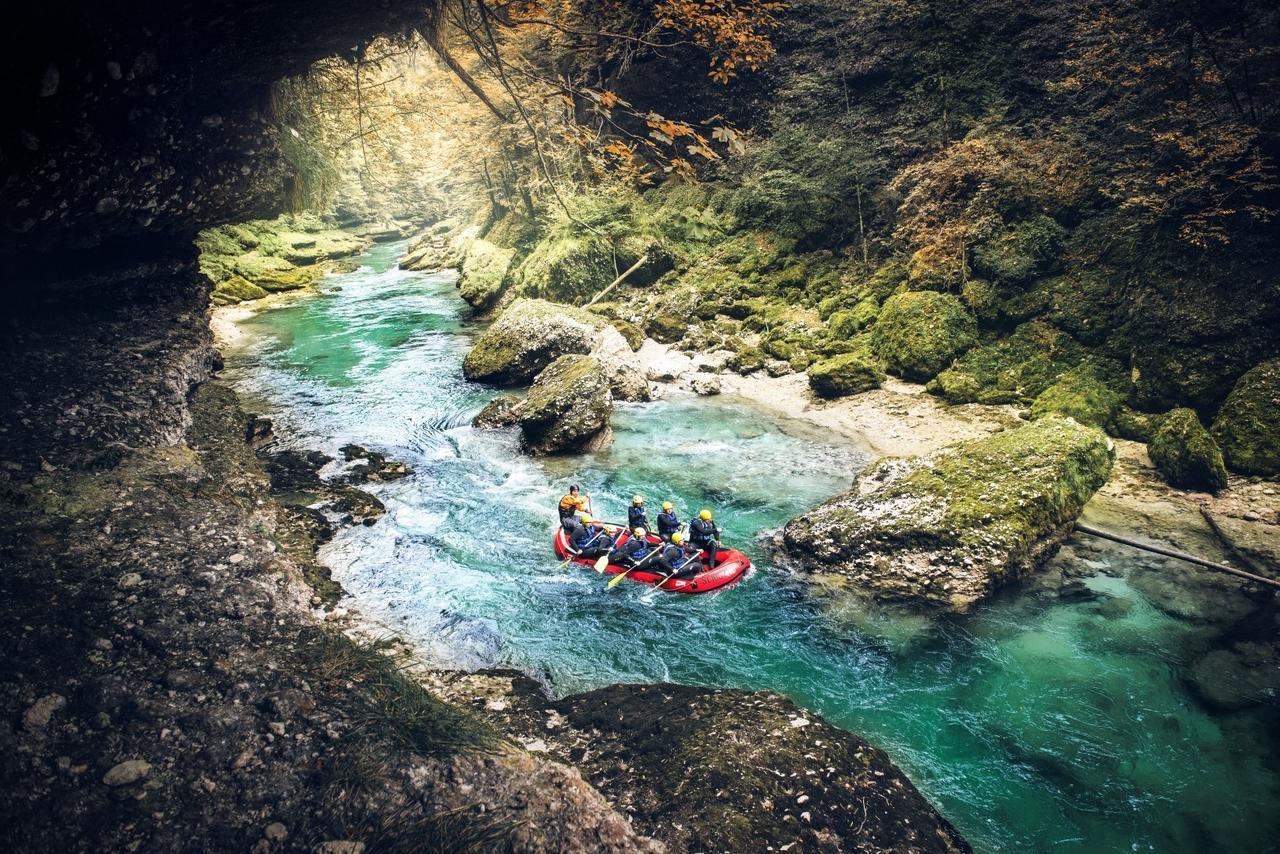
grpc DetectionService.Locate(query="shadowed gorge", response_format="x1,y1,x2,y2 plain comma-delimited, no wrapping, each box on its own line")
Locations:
2,1,1279,851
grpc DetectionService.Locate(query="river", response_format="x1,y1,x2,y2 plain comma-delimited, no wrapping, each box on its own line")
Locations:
221,240,1278,852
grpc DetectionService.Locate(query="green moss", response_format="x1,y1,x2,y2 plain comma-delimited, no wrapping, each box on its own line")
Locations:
611,319,645,351
906,244,964,291
1211,358,1280,476
1111,406,1164,443
866,258,909,302
253,265,320,292
458,239,515,310
808,352,886,398
828,297,879,338
1029,366,1121,428
871,291,977,381
512,232,616,304
927,321,1091,404
645,312,687,344
961,278,998,323
1149,408,1229,491
972,214,1065,284
727,346,766,374
210,276,269,306
462,298,606,385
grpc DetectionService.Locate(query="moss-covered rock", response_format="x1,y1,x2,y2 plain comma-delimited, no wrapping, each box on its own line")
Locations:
458,239,515,310
473,394,523,429
1211,358,1280,476
782,416,1115,612
960,278,998,323
828,297,879,338
925,321,1090,405
808,352,885,399
610,319,645,351
518,355,613,454
906,244,965,291
512,232,616,304
1111,406,1164,443
1028,366,1120,428
872,291,977,381
209,276,268,306
462,298,606,386
971,215,1065,283
727,345,766,374
1148,408,1229,491
645,312,687,344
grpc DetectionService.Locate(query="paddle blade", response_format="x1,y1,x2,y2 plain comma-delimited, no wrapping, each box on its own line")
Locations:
594,554,609,573
606,569,630,589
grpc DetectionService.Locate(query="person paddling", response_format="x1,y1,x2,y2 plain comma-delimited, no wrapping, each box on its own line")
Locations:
655,531,701,580
656,501,680,541
568,514,610,560
628,495,649,533
558,485,589,529
689,508,722,569
610,526,651,568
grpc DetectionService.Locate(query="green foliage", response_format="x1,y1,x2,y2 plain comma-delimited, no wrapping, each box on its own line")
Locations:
872,291,978,381
1211,358,1280,476
807,352,886,399
1149,408,1228,491
960,278,998,323
972,215,1066,284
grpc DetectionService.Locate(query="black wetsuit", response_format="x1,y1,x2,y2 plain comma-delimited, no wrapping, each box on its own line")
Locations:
569,523,609,559
628,505,649,533
609,534,649,568
689,517,721,569
656,510,680,540
655,543,700,579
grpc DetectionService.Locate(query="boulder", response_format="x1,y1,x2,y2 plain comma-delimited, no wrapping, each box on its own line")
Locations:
590,326,651,402
871,291,977,381
517,355,613,454
645,312,687,344
1028,366,1120,429
462,298,606,386
210,275,268,306
473,394,523,429
458,239,515,311
1148,408,1228,491
782,416,1115,612
807,352,885,399
1211,358,1280,476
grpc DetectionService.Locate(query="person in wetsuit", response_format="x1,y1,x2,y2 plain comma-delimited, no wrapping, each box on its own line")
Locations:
655,501,680,541
609,527,652,568
689,508,722,569
654,531,702,579
567,514,611,559
627,495,649,533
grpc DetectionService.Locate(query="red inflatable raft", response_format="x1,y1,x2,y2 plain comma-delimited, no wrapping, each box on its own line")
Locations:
553,526,750,593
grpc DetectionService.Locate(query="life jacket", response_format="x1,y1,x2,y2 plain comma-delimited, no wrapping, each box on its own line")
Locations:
628,505,648,530
690,517,718,543
571,524,602,549
559,494,586,515
656,511,679,534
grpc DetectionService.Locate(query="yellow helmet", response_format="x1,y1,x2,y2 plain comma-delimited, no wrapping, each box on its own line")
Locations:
661,501,673,511
632,494,645,505
699,509,712,520
671,532,684,544
581,514,592,524
634,527,646,537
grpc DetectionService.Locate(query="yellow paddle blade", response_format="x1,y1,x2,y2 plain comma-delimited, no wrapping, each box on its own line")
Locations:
594,554,609,573
606,569,630,589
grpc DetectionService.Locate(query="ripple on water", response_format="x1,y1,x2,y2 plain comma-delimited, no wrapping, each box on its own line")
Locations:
222,239,1280,853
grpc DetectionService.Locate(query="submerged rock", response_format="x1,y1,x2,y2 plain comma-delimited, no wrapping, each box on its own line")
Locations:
1211,357,1280,476
462,298,606,385
872,291,977,381
782,416,1115,612
517,355,613,454
1148,408,1228,491
807,351,885,399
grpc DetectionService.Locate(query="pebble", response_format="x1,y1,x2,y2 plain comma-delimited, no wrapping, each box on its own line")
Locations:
264,822,288,843
485,699,507,711
789,717,810,728
268,722,286,736
118,572,143,589
24,692,67,730
93,638,114,651
228,553,245,565
523,739,548,752
314,842,365,854
102,759,151,786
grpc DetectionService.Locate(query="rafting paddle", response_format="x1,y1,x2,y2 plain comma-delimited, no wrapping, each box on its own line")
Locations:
607,543,660,589
594,527,627,573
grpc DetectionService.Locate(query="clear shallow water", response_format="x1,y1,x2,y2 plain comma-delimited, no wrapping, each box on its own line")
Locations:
223,241,1279,852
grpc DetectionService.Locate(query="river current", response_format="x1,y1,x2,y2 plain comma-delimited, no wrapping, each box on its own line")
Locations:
222,241,1278,852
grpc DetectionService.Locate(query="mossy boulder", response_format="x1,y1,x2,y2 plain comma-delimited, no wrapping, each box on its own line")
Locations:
610,319,645,351
828,297,879,338
645,312,687,344
518,355,613,454
513,232,616,304
866,257,909,302
960,278,998,323
462,298,606,386
782,416,1115,612
1111,406,1164,443
971,215,1065,284
210,276,268,306
458,239,515,310
906,244,964,291
808,353,885,399
1148,408,1228,491
1028,366,1120,429
872,291,977,381
473,395,523,429
926,321,1090,405
1211,358,1280,476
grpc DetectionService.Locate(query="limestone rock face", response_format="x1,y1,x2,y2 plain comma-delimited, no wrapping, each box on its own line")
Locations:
1211,358,1280,476
1149,407,1228,491
871,291,977,382
518,355,613,454
462,298,607,385
457,238,515,311
782,416,1114,612
807,352,886,399
590,325,651,402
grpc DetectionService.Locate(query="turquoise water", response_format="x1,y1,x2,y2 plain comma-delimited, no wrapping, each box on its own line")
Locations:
223,241,1279,852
